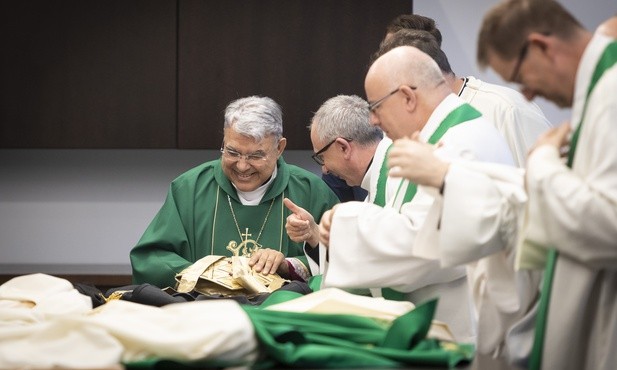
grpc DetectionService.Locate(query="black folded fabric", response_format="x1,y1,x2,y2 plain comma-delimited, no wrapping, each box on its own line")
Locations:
73,282,107,308
73,279,313,308
106,284,187,307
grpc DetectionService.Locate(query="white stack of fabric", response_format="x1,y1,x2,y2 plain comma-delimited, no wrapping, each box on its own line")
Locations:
0,273,257,369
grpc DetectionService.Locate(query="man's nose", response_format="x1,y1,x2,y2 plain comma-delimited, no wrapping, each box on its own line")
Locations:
235,158,252,170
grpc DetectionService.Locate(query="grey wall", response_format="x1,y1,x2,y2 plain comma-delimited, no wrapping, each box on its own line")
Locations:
0,149,320,272
1,0,614,272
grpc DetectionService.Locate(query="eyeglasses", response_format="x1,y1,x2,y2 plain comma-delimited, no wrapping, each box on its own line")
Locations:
367,85,417,112
220,146,269,164
311,137,352,166
509,41,529,83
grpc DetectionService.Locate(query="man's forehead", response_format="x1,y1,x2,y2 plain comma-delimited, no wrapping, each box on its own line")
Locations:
365,77,389,100
309,124,326,146
224,131,276,147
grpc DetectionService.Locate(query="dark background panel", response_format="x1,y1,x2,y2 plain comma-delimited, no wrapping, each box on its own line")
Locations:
0,0,412,149
177,0,412,149
0,0,177,148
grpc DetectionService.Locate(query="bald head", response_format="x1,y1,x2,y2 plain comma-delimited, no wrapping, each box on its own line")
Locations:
365,46,450,139
366,46,446,100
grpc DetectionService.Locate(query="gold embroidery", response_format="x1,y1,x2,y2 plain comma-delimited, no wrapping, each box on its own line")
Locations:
101,290,132,303
225,234,262,257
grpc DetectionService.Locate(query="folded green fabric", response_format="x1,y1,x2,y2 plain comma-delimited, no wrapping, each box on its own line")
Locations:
244,289,474,369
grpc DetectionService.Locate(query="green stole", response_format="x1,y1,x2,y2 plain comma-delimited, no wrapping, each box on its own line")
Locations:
530,41,617,370
374,103,482,300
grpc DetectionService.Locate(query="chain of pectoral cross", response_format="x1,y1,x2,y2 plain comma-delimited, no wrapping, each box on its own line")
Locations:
227,194,275,245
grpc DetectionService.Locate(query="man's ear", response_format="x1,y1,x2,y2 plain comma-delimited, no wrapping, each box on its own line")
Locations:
336,137,353,159
527,32,552,55
400,85,417,112
276,137,287,156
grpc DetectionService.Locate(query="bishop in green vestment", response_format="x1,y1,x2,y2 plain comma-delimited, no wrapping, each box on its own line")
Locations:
130,96,339,289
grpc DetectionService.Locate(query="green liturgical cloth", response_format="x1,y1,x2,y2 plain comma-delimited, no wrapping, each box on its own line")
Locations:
242,291,474,369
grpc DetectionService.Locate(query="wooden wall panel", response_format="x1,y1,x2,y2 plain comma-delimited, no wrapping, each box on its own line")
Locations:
0,0,177,148
177,0,412,149
0,0,412,149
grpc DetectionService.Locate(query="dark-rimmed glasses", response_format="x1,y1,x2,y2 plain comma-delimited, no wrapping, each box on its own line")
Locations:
509,41,529,83
368,85,417,112
311,137,352,166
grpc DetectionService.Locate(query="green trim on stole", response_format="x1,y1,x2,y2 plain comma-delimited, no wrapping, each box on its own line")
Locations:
374,103,482,208
530,41,617,370
377,103,482,301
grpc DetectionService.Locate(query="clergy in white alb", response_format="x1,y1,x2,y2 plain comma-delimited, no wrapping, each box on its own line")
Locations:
475,2,617,368
317,46,514,344
387,138,541,363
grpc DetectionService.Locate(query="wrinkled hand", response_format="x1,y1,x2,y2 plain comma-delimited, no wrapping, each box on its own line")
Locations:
283,198,320,247
529,122,571,158
249,248,286,275
318,207,336,248
387,132,449,189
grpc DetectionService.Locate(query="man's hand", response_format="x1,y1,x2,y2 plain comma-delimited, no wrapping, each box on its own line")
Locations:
529,122,571,159
388,133,450,189
283,198,320,247
318,207,337,248
249,248,286,275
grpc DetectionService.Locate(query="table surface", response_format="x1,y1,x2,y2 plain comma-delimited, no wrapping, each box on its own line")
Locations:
0,263,133,289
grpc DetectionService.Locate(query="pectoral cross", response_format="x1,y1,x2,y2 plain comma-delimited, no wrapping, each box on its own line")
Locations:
241,228,252,241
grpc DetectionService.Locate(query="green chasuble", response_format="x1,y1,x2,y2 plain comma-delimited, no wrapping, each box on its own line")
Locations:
130,157,339,288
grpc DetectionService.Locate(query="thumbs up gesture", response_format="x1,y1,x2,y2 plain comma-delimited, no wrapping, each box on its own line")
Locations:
283,198,320,247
